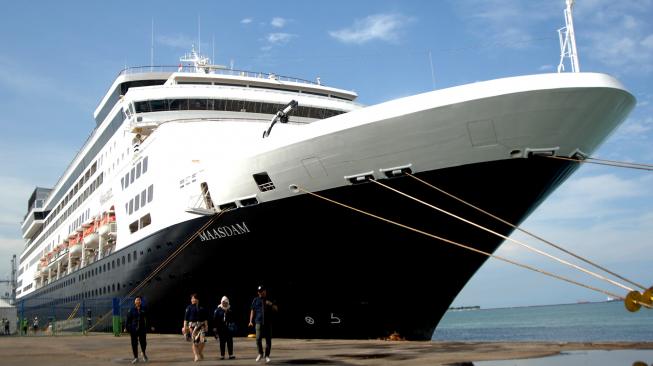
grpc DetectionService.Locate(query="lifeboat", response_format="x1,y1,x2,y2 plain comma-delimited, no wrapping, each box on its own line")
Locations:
98,211,116,237
83,219,99,246
69,237,82,256
39,257,48,275
46,251,57,270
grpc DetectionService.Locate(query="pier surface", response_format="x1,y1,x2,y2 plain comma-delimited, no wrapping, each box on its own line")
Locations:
0,334,651,365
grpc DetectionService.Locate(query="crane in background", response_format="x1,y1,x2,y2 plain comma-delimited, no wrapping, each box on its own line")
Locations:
0,255,17,305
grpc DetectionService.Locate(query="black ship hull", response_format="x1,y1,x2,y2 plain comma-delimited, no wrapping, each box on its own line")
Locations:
20,156,575,340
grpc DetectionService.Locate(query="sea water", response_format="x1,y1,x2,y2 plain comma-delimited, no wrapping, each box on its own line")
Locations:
432,301,653,342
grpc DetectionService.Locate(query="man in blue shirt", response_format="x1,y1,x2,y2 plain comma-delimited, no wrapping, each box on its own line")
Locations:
249,285,277,363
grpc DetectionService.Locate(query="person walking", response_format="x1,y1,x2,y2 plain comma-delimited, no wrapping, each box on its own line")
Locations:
126,296,148,364
182,293,208,362
213,296,236,360
249,285,277,363
32,316,39,334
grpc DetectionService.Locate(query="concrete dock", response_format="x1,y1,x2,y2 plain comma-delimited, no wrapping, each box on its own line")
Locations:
0,334,651,365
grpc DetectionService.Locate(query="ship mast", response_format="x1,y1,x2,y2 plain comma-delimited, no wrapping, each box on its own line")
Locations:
557,0,580,73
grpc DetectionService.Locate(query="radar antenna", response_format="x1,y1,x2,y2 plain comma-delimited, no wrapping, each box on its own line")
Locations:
557,0,580,73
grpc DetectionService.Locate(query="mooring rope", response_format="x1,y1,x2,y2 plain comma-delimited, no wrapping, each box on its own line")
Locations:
544,155,653,171
87,211,224,332
370,179,636,293
297,186,652,309
405,173,647,291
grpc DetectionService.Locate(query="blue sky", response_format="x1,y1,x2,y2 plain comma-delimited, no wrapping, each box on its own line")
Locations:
0,0,651,308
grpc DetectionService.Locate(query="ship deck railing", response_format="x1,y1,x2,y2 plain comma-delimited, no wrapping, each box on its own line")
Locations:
118,65,321,87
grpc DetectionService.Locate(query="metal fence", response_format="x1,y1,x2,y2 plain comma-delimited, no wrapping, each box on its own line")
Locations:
12,296,136,336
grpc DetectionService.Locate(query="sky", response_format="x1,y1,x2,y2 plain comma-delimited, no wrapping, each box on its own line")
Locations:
0,0,651,308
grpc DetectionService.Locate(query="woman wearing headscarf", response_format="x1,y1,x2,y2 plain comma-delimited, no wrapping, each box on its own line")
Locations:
213,296,236,359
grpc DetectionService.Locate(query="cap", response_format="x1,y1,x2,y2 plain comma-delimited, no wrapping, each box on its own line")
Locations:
257,285,265,292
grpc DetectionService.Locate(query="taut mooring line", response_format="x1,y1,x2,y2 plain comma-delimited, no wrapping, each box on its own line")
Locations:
544,155,653,171
370,179,636,293
405,173,647,291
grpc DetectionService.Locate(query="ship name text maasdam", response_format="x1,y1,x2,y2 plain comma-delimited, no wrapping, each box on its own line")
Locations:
199,222,250,242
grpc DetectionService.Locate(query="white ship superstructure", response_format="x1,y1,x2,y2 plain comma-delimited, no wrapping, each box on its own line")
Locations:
18,48,359,298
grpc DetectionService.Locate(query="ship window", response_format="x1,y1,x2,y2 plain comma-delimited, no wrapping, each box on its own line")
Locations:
124,173,130,188
213,99,226,111
147,185,153,202
140,214,151,229
135,101,151,113
136,162,142,179
141,190,146,207
150,99,168,112
135,194,140,211
169,99,189,110
129,221,138,234
142,156,148,173
128,200,133,214
130,168,135,184
117,283,120,290
189,99,208,110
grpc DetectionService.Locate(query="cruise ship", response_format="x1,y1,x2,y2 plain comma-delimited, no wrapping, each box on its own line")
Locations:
16,8,636,340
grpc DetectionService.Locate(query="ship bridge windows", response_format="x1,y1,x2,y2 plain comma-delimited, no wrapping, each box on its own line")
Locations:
133,98,346,120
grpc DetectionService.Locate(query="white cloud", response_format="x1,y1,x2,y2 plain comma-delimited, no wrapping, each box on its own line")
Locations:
613,116,653,138
260,32,296,51
642,34,653,49
533,173,649,221
453,0,558,49
538,64,554,71
329,14,412,45
241,18,253,24
267,33,293,44
271,17,287,28
157,34,196,49
575,1,653,74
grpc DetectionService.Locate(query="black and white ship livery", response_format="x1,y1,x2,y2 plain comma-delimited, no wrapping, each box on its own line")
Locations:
17,3,636,340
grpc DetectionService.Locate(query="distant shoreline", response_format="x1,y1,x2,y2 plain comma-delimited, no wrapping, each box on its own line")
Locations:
450,299,620,311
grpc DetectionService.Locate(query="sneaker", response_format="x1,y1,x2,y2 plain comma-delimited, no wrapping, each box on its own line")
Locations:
220,356,224,360
229,355,236,359
141,352,148,362
256,354,262,362
266,357,271,363
131,358,139,364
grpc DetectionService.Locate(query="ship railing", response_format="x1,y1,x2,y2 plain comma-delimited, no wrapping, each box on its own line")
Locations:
117,65,321,86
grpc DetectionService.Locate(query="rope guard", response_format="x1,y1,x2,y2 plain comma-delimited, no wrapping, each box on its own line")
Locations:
641,287,653,306
625,290,642,312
